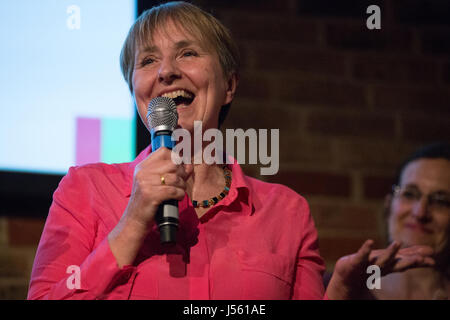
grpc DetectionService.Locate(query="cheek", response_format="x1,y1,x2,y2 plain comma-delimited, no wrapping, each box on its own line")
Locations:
196,70,217,93
132,70,155,98
435,216,450,238
135,102,148,130
132,90,147,122
197,61,227,95
132,72,155,117
388,203,408,235
206,74,228,106
430,217,450,254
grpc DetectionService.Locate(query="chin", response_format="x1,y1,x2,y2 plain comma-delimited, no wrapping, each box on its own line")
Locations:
401,232,435,248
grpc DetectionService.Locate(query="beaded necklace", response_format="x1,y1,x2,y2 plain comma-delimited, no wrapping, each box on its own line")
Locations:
192,165,231,208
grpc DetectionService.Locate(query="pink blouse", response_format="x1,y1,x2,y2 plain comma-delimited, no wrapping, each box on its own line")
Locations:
27,146,325,300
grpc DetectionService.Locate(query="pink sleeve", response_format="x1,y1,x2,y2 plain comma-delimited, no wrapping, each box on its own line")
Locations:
292,200,326,300
27,167,136,300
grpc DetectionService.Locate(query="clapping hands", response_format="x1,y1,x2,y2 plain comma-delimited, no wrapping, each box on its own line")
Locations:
326,240,435,299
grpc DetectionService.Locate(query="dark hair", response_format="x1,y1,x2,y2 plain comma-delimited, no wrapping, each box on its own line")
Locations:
395,141,450,185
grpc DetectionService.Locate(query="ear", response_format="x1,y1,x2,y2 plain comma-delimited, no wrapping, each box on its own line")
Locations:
224,72,239,105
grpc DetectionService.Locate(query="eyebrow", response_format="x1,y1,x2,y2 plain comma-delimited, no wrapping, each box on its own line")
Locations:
138,40,199,55
434,190,450,197
403,183,450,195
402,184,420,189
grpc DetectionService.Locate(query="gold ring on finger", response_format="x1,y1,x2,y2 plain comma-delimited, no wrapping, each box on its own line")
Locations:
161,175,166,185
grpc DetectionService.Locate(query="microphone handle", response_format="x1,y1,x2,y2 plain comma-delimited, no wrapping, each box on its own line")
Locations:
151,130,179,245
155,199,179,244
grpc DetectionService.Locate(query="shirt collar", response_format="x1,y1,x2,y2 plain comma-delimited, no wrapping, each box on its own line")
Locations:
218,154,255,216
122,146,254,216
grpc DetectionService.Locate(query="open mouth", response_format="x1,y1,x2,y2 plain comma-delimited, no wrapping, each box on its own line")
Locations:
160,89,195,108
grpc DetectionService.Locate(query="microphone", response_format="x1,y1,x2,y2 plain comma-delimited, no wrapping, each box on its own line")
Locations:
147,96,179,245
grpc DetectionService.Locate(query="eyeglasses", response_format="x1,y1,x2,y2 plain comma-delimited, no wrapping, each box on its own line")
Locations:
392,185,450,213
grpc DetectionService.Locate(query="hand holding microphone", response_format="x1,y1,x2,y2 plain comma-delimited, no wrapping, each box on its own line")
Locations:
128,96,191,244
108,97,191,267
127,145,190,242
146,97,187,244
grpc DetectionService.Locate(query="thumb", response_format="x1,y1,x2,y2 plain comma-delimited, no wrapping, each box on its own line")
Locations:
353,239,374,265
184,163,194,179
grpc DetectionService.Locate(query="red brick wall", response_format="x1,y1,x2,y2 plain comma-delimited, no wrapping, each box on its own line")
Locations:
1,0,449,298
0,217,44,299
216,0,450,270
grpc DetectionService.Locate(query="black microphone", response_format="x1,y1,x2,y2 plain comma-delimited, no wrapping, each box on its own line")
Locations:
147,96,179,245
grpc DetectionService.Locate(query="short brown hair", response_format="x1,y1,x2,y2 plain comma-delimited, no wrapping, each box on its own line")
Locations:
120,1,240,93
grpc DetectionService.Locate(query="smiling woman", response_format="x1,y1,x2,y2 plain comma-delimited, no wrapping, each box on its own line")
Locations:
27,1,328,300
131,19,237,134
160,89,195,107
26,1,436,301
120,2,240,130
375,142,450,299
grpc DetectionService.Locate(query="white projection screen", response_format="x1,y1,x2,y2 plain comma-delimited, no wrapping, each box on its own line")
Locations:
0,0,137,175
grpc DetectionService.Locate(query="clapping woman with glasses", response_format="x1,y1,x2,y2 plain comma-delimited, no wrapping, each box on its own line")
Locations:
325,142,449,299
375,142,450,299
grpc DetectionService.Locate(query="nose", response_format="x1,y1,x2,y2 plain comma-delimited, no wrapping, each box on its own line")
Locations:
411,196,432,222
158,57,181,84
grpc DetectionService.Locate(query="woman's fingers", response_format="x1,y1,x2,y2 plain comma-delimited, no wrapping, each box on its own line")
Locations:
182,163,194,179
389,254,435,273
367,243,436,276
158,173,186,189
384,244,434,273
371,241,401,267
337,239,373,274
127,147,191,225
175,163,193,181
148,146,174,161
398,245,434,257
329,240,437,300
355,239,374,263
159,185,187,201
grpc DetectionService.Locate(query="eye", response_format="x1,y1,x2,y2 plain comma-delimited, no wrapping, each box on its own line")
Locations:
435,199,450,208
140,56,155,66
401,189,419,200
181,50,198,58
430,195,450,209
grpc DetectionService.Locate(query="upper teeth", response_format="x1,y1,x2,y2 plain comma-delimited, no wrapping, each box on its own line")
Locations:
161,90,193,99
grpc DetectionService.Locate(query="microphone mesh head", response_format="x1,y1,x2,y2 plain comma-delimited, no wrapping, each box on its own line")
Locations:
147,97,178,131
